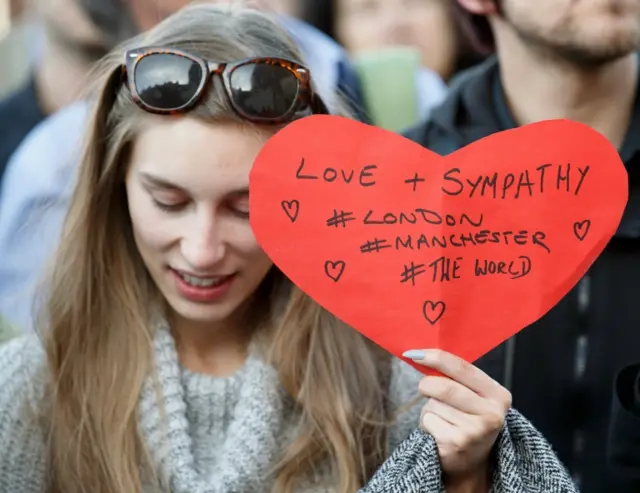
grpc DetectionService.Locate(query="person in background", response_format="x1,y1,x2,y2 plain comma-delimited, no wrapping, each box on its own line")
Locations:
404,1,640,492
299,0,480,127
0,0,366,332
0,6,579,492
0,0,218,187
0,0,109,187
302,0,483,83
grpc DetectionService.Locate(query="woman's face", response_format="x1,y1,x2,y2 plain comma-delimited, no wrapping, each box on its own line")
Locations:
125,117,274,328
335,0,458,80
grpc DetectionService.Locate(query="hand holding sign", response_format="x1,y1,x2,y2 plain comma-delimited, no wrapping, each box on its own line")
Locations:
249,115,628,374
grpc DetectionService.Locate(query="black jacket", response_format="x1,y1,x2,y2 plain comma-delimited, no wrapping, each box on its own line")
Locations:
607,363,640,487
404,56,640,493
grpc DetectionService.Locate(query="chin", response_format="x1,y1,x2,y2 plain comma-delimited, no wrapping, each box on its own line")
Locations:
168,297,241,325
583,16,640,50
554,29,640,65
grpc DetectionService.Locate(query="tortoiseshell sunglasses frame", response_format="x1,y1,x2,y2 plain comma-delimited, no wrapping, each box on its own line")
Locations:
121,46,329,123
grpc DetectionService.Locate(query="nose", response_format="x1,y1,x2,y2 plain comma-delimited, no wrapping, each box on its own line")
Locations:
180,211,226,271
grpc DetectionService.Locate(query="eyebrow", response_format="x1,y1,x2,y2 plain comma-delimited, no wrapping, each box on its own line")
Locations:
139,172,186,192
229,187,250,197
140,171,250,197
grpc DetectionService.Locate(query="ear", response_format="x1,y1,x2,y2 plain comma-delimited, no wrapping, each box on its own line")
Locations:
456,0,499,15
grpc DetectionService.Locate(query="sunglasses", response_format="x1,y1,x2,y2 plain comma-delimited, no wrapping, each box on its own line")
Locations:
120,47,329,123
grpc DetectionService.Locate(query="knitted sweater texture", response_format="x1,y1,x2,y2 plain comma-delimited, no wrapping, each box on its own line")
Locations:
0,327,579,492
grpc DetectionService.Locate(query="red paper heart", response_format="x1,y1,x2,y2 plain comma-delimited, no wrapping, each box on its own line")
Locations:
249,115,628,373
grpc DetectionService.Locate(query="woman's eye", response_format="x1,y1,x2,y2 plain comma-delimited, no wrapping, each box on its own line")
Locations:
229,197,250,219
231,206,250,219
152,198,186,212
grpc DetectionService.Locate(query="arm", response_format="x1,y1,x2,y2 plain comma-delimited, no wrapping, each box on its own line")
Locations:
489,409,578,493
357,357,578,493
357,409,578,493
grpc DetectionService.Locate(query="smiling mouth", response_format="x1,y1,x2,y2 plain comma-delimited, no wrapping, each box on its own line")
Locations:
173,270,235,288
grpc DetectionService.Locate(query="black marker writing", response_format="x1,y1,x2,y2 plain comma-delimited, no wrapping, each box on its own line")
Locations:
295,157,377,187
474,256,532,280
573,220,591,241
428,256,462,282
423,300,446,325
326,209,356,228
281,200,299,223
442,163,590,198
363,209,483,227
360,238,391,253
400,262,426,286
324,260,346,282
404,172,425,192
391,230,550,253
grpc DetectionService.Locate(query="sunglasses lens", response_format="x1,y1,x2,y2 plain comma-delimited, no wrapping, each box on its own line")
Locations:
134,53,203,110
228,63,299,119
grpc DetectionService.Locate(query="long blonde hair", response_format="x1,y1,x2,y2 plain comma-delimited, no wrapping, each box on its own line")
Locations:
39,3,391,492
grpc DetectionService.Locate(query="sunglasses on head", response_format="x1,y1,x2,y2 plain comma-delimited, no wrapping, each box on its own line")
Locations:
120,47,329,123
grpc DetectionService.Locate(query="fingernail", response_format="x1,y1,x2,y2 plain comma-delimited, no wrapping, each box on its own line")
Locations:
402,349,425,360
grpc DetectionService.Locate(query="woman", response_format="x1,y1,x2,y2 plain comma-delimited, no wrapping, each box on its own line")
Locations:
0,4,576,493
301,0,484,82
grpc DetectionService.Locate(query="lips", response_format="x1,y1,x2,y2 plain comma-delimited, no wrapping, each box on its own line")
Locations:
176,271,232,288
170,268,236,303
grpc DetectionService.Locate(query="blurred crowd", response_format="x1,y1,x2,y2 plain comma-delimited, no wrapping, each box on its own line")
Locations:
0,1,640,492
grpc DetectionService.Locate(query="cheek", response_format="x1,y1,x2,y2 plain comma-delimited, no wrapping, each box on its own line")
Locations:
127,185,177,252
228,225,272,267
414,11,457,72
336,16,380,51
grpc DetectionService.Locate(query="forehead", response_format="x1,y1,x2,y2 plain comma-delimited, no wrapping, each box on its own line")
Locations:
129,116,274,192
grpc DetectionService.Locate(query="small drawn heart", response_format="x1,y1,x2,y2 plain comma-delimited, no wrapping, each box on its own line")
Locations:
422,301,446,325
324,260,346,282
281,200,300,223
573,220,591,241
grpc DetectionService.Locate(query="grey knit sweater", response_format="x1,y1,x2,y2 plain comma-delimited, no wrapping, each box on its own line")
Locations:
0,326,579,493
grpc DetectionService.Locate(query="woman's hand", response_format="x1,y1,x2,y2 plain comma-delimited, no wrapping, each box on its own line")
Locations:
403,349,512,490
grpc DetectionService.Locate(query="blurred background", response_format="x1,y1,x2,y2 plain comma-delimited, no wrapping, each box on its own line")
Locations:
0,0,486,128
0,0,33,98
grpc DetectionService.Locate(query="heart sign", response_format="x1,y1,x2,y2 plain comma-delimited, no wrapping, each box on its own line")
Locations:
249,115,628,373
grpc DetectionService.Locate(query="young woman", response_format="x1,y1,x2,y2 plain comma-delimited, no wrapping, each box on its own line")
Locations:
0,4,577,493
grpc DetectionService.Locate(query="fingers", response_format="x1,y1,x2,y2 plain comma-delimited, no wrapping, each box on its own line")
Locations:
422,397,474,427
421,399,502,447
418,376,495,415
420,407,456,440
404,348,512,407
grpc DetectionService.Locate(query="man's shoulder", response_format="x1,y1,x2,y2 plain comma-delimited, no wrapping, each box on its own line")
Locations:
402,119,430,145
